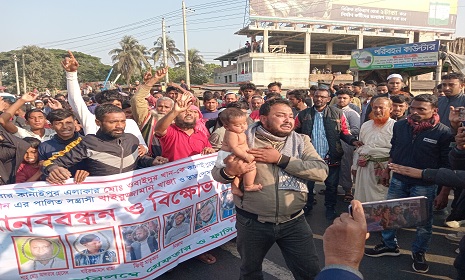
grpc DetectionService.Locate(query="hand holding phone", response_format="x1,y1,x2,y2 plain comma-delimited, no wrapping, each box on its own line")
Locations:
349,196,428,232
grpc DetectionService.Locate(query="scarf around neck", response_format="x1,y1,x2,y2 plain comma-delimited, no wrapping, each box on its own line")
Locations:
246,122,308,193
407,113,440,135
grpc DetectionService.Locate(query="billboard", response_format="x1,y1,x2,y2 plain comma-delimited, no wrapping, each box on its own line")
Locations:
350,41,439,70
249,0,457,32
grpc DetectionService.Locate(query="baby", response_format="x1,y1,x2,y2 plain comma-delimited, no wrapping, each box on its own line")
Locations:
215,108,261,197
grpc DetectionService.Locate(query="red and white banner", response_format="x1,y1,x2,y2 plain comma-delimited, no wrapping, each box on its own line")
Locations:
0,153,235,280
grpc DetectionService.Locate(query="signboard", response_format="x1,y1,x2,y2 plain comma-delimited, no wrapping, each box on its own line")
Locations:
0,154,236,280
350,41,439,71
250,0,457,32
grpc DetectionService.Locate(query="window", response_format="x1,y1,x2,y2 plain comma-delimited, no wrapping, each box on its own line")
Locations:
253,60,264,72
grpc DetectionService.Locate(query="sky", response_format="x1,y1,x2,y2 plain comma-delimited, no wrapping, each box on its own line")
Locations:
1,0,464,66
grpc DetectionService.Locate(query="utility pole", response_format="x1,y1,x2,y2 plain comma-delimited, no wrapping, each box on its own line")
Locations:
182,0,190,88
162,18,169,83
13,55,20,96
22,53,27,94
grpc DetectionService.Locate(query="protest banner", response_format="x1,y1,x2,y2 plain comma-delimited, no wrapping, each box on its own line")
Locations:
0,153,235,280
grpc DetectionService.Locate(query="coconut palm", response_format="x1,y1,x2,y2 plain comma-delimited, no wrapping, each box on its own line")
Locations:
109,36,150,85
150,36,181,67
176,49,205,72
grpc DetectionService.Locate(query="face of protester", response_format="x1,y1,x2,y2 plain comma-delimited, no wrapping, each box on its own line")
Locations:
153,93,163,100
371,99,392,125
123,107,133,120
343,85,353,91
224,94,237,105
156,100,172,115
391,102,408,119
166,90,178,100
83,237,102,253
242,89,255,102
134,228,148,241
175,109,197,129
287,94,300,108
35,102,44,110
175,214,185,226
352,86,362,95
250,98,263,111
377,85,389,94
336,94,351,108
30,239,53,259
96,112,126,138
200,203,214,222
203,99,218,112
441,78,464,97
387,78,403,94
24,147,39,164
260,103,294,137
409,100,437,122
312,90,330,110
268,85,281,94
51,116,76,140
27,112,46,130
224,116,248,134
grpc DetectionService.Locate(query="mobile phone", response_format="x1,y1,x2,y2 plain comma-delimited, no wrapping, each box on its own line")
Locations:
459,108,465,122
349,196,428,232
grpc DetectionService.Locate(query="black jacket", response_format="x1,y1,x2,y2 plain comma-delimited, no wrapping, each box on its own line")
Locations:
296,106,356,163
43,130,154,176
0,126,30,184
390,119,453,185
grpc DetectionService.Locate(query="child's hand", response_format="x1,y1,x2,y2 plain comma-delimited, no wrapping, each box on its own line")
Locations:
245,154,255,163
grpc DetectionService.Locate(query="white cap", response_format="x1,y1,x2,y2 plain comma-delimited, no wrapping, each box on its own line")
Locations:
387,74,403,81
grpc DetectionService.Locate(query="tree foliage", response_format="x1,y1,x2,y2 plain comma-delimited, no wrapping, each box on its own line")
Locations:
0,47,113,95
109,36,150,85
150,35,181,67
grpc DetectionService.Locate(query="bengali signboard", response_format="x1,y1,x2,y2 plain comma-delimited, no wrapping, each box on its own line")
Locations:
349,41,440,71
0,154,236,280
249,0,457,32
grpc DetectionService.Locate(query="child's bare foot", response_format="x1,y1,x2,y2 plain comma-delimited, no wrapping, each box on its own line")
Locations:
244,184,262,192
231,186,244,197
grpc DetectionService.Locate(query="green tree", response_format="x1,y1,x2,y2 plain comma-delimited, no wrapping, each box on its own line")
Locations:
176,49,205,72
109,36,150,85
150,36,181,67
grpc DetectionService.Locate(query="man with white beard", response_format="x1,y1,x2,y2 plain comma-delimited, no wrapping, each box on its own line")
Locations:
352,97,395,202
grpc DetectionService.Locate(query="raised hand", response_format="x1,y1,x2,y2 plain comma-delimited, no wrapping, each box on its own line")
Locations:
174,92,193,113
48,98,63,110
144,67,168,87
61,50,79,72
20,92,39,103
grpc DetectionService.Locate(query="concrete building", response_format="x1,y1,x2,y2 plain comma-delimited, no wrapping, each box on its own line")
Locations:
214,1,457,88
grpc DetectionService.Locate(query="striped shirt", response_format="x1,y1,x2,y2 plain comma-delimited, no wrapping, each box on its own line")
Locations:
311,111,329,159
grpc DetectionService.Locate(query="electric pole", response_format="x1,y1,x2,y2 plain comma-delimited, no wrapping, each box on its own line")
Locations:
182,0,190,88
162,18,169,83
13,55,20,96
22,53,27,94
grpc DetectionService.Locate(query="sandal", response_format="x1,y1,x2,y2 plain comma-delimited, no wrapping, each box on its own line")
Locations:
344,193,354,202
196,253,217,265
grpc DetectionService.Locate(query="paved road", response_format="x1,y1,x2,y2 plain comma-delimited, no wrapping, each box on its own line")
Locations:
156,185,461,280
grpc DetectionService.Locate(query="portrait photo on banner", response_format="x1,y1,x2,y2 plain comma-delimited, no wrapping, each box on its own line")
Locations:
13,235,69,274
119,217,161,262
163,206,193,248
65,227,119,268
194,195,219,231
219,188,235,220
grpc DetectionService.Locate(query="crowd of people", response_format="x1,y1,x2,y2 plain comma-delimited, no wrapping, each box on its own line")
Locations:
1,49,465,279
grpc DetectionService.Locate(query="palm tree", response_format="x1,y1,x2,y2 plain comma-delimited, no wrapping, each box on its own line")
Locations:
176,49,205,72
109,36,150,85
150,36,181,67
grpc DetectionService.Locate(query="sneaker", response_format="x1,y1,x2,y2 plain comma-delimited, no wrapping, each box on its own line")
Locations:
445,220,462,228
445,232,465,242
456,248,460,254
365,243,400,257
412,252,429,273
